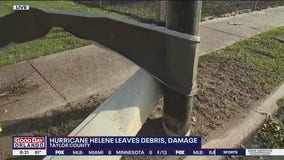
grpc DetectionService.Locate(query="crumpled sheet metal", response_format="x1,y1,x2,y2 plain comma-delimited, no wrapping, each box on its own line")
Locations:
0,8,200,96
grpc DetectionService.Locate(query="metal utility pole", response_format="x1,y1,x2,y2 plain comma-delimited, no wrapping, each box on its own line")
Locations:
163,1,202,136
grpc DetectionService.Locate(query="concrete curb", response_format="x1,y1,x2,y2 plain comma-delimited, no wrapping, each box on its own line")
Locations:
184,84,284,160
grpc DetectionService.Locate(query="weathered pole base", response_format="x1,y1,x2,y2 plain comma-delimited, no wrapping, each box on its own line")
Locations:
162,121,191,136
162,88,194,136
163,0,201,137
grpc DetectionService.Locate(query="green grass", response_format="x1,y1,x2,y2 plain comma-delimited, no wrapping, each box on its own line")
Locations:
276,97,284,125
277,98,284,107
0,1,130,19
244,98,284,150
205,26,284,95
0,30,91,67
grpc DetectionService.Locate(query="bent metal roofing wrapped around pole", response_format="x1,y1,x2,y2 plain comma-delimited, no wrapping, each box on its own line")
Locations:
0,8,200,96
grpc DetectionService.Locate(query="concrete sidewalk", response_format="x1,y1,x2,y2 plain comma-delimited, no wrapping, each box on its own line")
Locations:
199,6,284,55
0,44,139,124
0,6,284,159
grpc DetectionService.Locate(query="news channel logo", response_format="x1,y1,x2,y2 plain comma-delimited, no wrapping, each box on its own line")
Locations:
13,5,30,10
13,136,46,149
246,149,272,156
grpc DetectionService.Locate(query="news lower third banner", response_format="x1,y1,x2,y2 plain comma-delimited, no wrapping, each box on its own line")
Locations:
12,136,284,156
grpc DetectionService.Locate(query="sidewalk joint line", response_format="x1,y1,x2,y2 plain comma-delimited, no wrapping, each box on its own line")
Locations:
201,25,245,39
27,61,67,101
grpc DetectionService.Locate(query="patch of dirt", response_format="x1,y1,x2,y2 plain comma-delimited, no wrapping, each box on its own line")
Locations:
0,78,39,111
137,55,268,143
130,54,269,160
0,78,39,103
191,56,267,140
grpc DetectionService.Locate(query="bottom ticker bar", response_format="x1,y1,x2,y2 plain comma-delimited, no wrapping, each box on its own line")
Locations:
12,149,284,156
45,149,245,156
